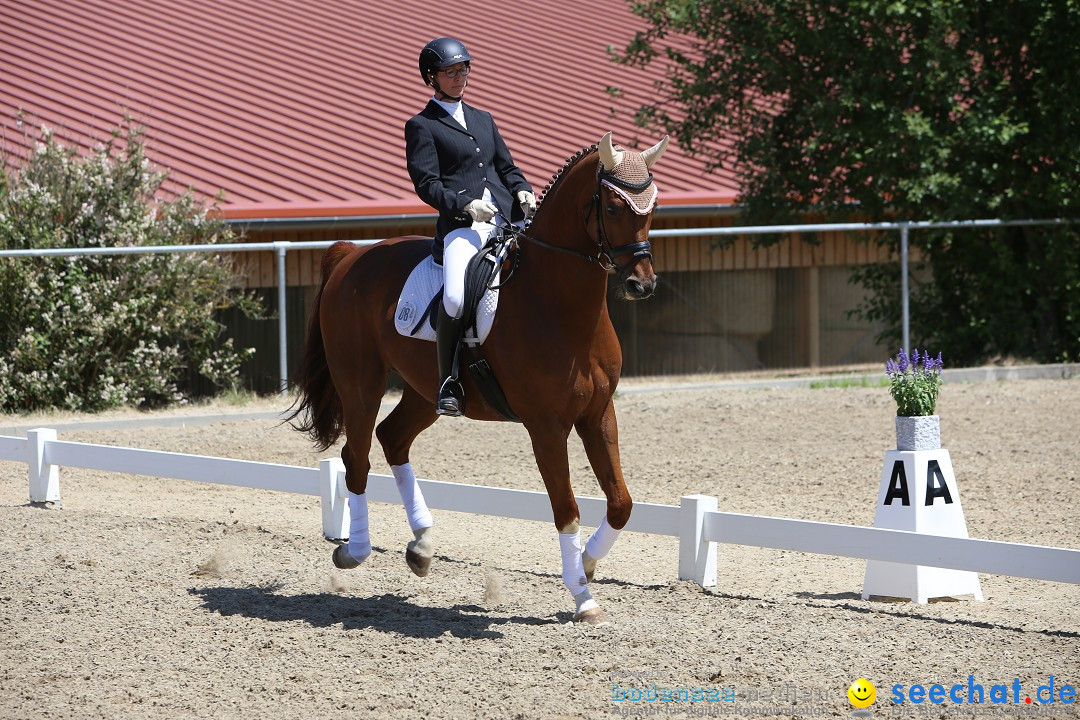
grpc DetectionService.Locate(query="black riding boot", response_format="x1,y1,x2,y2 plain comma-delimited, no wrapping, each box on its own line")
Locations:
435,307,465,416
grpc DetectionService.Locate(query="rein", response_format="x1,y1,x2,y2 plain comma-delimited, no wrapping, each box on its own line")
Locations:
503,167,654,273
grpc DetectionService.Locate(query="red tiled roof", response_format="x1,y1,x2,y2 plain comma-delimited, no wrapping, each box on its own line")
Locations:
0,0,740,221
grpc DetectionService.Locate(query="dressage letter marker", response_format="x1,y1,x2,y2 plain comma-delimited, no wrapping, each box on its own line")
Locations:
863,448,983,603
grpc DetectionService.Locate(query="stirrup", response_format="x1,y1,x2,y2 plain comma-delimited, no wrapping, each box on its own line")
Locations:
436,377,464,417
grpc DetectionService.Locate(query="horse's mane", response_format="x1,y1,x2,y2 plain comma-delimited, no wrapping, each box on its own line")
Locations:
536,144,599,211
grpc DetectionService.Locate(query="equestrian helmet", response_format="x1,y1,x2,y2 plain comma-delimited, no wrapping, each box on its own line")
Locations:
419,37,472,85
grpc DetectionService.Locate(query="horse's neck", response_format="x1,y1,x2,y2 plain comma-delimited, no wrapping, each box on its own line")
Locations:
524,213,607,298
512,155,612,313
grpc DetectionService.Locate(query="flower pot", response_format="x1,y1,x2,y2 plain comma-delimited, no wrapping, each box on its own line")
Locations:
895,415,940,451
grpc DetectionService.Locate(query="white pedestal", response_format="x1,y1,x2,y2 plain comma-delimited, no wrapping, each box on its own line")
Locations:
862,448,983,603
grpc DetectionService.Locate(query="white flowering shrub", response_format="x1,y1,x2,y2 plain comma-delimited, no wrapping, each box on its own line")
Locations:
0,124,259,412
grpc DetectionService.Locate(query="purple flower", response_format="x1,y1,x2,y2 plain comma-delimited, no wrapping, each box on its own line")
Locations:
897,348,909,372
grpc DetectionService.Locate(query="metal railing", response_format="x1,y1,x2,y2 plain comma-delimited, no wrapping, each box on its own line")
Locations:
649,217,1071,353
1,217,1069,391
0,239,374,393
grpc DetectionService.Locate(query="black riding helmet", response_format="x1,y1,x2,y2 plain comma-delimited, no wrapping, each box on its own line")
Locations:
418,37,472,85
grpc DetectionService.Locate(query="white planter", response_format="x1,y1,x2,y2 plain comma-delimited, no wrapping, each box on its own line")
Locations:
895,415,940,451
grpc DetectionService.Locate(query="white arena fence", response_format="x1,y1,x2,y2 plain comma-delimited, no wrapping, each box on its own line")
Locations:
2,428,1078,589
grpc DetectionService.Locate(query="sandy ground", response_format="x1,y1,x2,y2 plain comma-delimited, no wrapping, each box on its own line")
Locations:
1,375,1077,719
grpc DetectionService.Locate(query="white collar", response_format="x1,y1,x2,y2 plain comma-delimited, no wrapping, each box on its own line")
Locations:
432,96,464,117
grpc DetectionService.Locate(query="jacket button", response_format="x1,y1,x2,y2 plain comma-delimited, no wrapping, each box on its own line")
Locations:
478,162,484,167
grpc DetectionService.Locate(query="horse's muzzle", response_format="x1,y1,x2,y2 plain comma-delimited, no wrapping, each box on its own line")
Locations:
623,273,656,299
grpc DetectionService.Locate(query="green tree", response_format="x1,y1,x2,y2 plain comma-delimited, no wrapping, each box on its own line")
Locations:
0,123,260,412
619,0,1080,363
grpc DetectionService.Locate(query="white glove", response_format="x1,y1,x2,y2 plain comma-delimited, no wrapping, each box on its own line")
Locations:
517,190,536,218
465,199,498,223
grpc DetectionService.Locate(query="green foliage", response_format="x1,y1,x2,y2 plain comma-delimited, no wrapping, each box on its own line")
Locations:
851,225,1080,363
809,376,890,390
619,0,1080,364
886,348,943,416
0,123,260,412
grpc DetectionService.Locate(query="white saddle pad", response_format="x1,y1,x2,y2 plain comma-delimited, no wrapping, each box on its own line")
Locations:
394,256,499,346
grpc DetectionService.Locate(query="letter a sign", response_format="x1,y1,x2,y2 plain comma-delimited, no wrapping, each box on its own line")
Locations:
883,459,955,507
863,448,982,603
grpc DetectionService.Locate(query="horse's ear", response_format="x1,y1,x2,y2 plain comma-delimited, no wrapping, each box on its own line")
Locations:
599,131,623,171
642,135,670,169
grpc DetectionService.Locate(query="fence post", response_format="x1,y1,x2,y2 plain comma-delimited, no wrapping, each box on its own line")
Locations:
274,241,290,394
900,222,911,352
319,457,348,541
678,494,717,587
27,428,60,507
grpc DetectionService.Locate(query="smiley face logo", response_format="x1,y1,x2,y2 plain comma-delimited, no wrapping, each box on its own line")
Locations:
847,678,876,709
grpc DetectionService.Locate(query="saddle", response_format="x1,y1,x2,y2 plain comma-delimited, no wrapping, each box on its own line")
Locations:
394,231,521,421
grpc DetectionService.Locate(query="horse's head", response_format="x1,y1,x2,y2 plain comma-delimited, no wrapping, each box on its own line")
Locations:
593,132,668,299
530,132,669,299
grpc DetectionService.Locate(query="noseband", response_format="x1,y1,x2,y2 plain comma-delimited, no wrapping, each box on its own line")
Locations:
518,165,655,273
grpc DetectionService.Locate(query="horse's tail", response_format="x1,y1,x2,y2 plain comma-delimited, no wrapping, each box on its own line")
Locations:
285,241,355,451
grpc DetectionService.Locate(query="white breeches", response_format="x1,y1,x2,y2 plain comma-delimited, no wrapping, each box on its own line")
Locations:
442,220,497,318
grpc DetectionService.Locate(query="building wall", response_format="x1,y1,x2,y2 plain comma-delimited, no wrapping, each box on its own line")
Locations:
225,215,904,388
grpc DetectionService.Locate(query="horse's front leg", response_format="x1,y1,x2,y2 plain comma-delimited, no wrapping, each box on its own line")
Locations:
375,384,438,577
574,398,633,584
527,422,607,625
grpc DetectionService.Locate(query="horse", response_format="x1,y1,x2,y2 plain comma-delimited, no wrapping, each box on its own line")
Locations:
287,132,668,625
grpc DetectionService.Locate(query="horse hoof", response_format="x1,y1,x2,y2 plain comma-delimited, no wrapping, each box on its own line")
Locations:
574,607,610,626
581,549,598,583
405,527,433,577
405,548,432,577
332,545,361,570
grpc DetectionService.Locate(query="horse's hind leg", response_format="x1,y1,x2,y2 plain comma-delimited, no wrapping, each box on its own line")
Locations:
375,382,439,576
332,372,388,571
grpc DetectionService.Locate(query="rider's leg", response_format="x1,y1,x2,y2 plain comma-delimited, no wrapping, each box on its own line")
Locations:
437,222,495,416
435,307,465,416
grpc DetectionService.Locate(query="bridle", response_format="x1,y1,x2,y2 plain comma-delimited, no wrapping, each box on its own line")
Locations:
513,164,655,273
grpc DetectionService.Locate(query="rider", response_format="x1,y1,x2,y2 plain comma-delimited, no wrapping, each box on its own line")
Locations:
405,36,536,417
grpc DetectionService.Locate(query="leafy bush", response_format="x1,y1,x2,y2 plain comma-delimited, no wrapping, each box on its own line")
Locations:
0,123,260,412
619,1,1080,365
850,225,1080,365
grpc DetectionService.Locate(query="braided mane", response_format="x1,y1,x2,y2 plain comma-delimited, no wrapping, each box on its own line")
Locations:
535,144,599,211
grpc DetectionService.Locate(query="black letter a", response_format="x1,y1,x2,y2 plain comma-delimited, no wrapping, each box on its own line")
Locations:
884,461,910,506
925,460,954,505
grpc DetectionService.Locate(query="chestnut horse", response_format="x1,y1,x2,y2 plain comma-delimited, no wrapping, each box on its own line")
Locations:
287,132,668,624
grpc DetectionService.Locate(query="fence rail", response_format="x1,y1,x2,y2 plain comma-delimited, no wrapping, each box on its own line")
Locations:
1,217,1070,390
2,429,1077,592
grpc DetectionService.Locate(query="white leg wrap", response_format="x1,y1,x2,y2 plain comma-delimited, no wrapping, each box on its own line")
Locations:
573,587,599,617
558,531,589,596
584,516,621,561
392,463,433,532
345,491,371,563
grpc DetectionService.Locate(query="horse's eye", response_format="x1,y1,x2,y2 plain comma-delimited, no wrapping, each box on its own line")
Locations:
606,203,619,216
